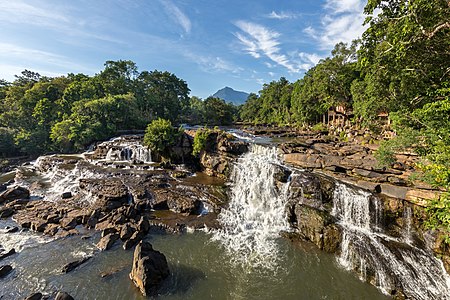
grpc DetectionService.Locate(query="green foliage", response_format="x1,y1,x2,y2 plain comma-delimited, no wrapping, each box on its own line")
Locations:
0,127,19,157
143,118,179,155
192,128,211,156
425,193,450,244
0,61,191,156
185,96,238,125
311,123,327,132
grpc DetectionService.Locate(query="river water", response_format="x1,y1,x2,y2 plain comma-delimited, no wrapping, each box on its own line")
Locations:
1,135,448,299
0,226,387,299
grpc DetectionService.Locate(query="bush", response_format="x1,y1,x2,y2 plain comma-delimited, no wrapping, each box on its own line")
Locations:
192,128,211,156
143,118,179,155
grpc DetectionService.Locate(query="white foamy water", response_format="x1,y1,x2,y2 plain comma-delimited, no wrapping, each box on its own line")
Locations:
99,136,152,163
332,182,450,299
212,145,290,270
0,220,51,253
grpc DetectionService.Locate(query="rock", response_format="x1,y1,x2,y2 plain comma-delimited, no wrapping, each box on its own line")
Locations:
55,291,74,300
0,207,14,218
62,256,92,273
61,192,72,199
137,216,150,233
123,231,144,250
31,220,48,232
120,224,135,241
294,205,333,250
101,227,117,237
284,153,322,169
323,225,342,253
24,292,43,300
129,241,170,296
0,186,30,204
0,264,13,278
0,248,16,261
6,226,19,233
96,233,119,251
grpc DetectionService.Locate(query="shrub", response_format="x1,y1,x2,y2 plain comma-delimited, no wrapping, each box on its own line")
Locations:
143,118,179,155
192,128,211,156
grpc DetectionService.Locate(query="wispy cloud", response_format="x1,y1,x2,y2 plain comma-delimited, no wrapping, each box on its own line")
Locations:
234,21,298,73
304,0,366,50
266,11,299,20
185,52,243,74
0,0,69,26
0,43,96,74
160,0,191,34
324,0,365,14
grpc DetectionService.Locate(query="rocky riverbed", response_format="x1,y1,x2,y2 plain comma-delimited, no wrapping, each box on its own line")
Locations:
1,129,449,299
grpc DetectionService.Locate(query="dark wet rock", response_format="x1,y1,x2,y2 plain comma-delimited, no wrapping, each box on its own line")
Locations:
0,207,14,218
129,241,170,296
61,192,72,199
274,164,291,183
101,227,117,237
24,292,43,300
97,233,119,251
31,220,48,232
123,231,145,250
100,265,127,278
6,226,19,233
79,178,130,211
120,223,135,241
0,264,13,278
294,205,334,250
137,216,150,234
0,248,16,261
62,256,92,273
0,186,30,204
55,291,74,300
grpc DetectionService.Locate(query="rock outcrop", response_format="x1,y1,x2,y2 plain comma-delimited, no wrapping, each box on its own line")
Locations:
129,241,170,296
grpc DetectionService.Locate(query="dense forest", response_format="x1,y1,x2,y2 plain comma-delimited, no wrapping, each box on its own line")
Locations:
0,61,237,156
0,0,449,234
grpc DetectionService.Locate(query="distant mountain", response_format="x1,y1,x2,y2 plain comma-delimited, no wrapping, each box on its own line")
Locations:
212,87,250,105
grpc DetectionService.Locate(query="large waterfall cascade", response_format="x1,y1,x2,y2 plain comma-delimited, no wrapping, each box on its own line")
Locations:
332,182,450,299
212,144,291,270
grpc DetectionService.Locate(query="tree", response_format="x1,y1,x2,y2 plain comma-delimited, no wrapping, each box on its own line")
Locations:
143,118,179,155
135,70,190,123
355,0,450,119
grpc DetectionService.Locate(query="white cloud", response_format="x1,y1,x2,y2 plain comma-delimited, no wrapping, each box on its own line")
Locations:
324,0,365,14
234,21,298,73
160,0,192,34
0,1,69,25
266,11,299,20
185,52,243,74
0,43,95,74
304,0,367,50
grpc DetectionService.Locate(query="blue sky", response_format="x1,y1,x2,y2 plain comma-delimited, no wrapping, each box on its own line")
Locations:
0,0,367,98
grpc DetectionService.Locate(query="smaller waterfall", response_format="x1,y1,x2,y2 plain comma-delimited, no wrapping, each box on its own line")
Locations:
98,136,152,163
212,145,291,270
333,182,450,299
403,205,414,245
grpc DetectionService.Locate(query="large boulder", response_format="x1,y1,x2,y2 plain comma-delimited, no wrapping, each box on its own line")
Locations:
0,264,13,278
0,186,30,204
129,241,170,296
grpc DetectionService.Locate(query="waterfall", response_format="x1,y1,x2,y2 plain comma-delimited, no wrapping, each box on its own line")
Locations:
332,182,450,299
100,136,152,163
212,144,291,270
